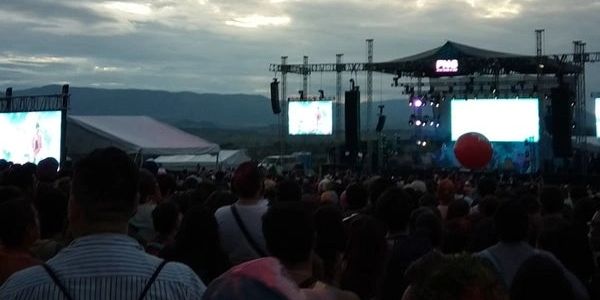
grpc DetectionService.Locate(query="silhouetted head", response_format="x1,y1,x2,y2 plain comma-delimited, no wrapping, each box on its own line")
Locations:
495,199,529,243
232,162,264,199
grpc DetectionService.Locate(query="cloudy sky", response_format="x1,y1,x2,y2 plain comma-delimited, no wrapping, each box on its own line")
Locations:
1,0,599,97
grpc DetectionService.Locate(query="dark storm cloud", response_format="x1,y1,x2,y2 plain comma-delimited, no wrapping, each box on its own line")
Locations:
0,0,598,94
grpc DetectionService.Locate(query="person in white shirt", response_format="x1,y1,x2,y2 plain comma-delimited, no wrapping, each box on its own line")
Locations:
215,162,269,265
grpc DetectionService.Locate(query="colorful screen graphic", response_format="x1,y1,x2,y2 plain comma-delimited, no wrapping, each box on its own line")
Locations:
0,111,62,164
451,99,539,142
288,100,333,135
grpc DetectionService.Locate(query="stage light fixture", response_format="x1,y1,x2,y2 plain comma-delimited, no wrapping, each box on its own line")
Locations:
422,141,427,147
436,122,440,128
409,114,416,126
572,122,577,129
430,120,435,126
415,119,423,126
411,97,425,108
414,99,422,107
416,140,422,146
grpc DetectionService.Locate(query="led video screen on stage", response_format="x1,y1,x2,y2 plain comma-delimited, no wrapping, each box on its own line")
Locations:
0,111,62,164
451,99,540,142
596,98,600,137
288,100,333,135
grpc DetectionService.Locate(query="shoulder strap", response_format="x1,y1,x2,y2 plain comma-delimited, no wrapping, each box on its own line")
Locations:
138,260,169,300
230,205,267,257
42,264,74,300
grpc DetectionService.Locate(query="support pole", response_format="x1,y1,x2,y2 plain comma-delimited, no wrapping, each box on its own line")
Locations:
5,87,12,111
60,84,69,166
303,56,309,98
366,39,374,174
573,41,587,166
366,39,374,134
377,105,384,173
535,29,544,172
281,56,288,157
336,54,343,142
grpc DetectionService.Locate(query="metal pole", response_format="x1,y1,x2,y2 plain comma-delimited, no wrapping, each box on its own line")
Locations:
336,54,343,143
535,29,544,173
5,87,12,112
366,39,374,173
535,29,544,57
281,56,288,157
573,41,587,173
377,105,384,172
60,84,69,167
303,56,309,98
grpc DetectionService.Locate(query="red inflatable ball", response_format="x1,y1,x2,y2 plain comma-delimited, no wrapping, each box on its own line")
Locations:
454,132,493,170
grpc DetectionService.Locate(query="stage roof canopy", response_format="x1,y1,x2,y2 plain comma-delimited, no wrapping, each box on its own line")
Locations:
373,41,580,76
67,115,220,157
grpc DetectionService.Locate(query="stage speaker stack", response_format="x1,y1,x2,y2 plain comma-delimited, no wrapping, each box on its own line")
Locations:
270,79,281,114
376,115,386,133
550,85,572,157
345,88,361,154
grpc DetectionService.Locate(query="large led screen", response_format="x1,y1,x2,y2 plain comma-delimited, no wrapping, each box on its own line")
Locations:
0,111,62,164
288,100,333,135
451,99,539,142
596,98,600,137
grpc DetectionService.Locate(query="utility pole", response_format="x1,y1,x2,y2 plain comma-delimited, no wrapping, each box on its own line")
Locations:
336,54,343,143
366,39,374,173
281,56,288,157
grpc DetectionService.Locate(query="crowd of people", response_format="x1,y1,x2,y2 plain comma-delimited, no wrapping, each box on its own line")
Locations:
0,147,599,299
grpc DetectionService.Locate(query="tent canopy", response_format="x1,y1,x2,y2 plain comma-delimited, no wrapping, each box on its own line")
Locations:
67,115,220,157
153,149,251,170
373,41,580,76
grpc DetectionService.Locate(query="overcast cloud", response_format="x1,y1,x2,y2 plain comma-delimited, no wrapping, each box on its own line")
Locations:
0,0,599,96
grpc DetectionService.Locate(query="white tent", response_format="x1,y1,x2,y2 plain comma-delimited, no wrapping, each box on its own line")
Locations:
153,150,251,171
573,136,600,152
67,116,220,158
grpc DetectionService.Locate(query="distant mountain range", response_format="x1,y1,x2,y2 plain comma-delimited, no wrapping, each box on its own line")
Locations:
13,85,596,134
14,85,415,130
